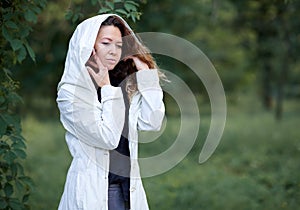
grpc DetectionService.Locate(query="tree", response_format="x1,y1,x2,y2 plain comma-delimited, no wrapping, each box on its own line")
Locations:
229,0,300,119
136,0,248,96
1,1,47,209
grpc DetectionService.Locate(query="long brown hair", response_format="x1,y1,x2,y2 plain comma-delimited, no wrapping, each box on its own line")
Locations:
100,15,162,99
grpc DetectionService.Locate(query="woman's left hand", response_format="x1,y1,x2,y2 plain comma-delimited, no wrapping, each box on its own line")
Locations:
125,56,149,71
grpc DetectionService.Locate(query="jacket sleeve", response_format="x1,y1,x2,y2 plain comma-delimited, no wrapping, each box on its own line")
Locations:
57,85,125,150
136,69,165,131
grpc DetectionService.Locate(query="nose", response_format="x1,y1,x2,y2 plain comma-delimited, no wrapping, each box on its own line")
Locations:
109,44,117,55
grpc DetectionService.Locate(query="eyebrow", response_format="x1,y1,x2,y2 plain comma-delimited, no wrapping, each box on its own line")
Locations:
101,37,123,44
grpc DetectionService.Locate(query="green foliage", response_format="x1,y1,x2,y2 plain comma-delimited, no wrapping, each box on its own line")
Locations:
20,116,71,210
1,0,47,209
142,99,300,209
65,0,144,24
136,0,300,118
228,0,300,118
0,72,34,210
19,98,300,209
135,0,251,94
1,0,47,64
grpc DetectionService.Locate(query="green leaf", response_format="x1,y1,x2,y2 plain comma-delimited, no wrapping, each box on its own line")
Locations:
0,197,8,209
31,6,42,14
4,151,17,164
22,194,29,203
3,11,13,20
126,0,139,7
24,10,37,23
1,114,19,133
65,10,73,20
10,39,23,51
11,133,25,143
106,1,114,10
78,12,84,21
0,95,5,104
6,175,13,182
98,7,111,14
0,115,7,136
13,149,27,159
131,14,136,22
12,140,26,150
11,163,18,177
15,179,23,192
38,0,47,8
2,25,13,42
72,13,79,23
7,92,23,107
125,1,137,12
16,163,25,176
0,140,10,149
17,46,27,63
5,21,18,30
115,9,128,16
4,183,13,197
24,42,36,62
20,27,30,38
91,0,98,5
19,176,34,189
0,148,6,156
8,198,23,209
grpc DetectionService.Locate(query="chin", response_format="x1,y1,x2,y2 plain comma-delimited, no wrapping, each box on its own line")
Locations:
108,64,118,71
107,66,115,71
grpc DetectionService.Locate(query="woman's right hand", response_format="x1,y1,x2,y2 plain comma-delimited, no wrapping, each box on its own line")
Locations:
86,49,110,87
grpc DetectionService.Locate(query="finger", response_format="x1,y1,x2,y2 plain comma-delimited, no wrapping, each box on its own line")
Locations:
130,56,140,65
86,52,99,68
87,66,96,77
131,56,149,70
132,57,139,64
87,60,98,69
88,66,106,82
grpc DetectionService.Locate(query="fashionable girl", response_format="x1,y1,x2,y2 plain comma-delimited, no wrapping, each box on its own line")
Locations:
56,14,165,210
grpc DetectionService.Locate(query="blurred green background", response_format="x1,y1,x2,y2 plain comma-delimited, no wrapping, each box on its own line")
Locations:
4,0,300,209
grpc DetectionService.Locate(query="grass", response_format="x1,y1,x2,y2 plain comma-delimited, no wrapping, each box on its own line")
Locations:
21,116,71,210
21,97,300,210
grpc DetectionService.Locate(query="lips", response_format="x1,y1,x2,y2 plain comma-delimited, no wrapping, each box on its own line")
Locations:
106,58,117,64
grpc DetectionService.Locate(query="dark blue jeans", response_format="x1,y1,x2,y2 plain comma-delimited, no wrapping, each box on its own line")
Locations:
108,184,129,210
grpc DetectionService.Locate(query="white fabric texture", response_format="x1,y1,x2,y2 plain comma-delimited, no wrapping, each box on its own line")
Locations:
56,14,165,210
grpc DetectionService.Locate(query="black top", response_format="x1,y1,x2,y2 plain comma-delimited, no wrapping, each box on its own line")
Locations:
97,73,130,203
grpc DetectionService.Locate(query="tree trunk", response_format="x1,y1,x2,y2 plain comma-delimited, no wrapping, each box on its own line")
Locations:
275,71,284,120
257,2,274,110
262,59,273,110
275,3,290,121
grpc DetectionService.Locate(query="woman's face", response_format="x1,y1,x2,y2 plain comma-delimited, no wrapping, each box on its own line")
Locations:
94,25,123,70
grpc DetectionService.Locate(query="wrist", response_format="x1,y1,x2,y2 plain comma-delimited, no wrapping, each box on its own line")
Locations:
98,79,110,88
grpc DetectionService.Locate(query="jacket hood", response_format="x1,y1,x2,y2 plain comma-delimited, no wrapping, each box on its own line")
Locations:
57,14,135,92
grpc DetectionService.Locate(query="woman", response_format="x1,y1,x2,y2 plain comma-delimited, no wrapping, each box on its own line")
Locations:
56,14,165,210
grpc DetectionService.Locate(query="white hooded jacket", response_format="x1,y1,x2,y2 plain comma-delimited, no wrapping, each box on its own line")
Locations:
56,14,165,210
